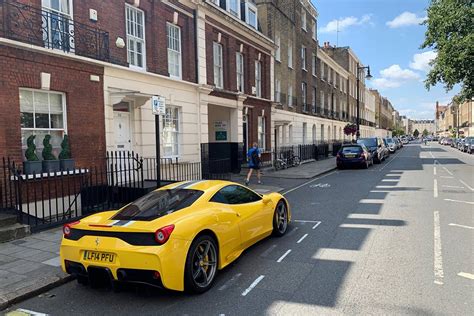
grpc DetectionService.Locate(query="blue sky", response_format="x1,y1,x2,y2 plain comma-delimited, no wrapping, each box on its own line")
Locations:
313,0,459,120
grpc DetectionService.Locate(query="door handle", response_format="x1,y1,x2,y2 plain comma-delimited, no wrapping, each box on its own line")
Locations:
236,212,241,217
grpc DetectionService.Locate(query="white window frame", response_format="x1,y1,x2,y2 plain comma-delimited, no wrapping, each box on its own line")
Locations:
321,61,325,80
167,23,182,79
288,85,293,107
275,34,281,62
41,0,74,52
288,40,293,69
236,52,244,92
275,79,281,103
302,82,307,111
312,87,316,112
125,4,146,70
162,106,180,158
312,54,316,76
20,88,67,156
312,19,317,41
226,0,241,18
301,8,307,31
213,42,224,88
258,116,266,150
301,46,306,71
255,60,262,98
245,2,258,29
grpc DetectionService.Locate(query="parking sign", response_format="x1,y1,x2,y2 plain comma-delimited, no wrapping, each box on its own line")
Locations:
151,95,166,115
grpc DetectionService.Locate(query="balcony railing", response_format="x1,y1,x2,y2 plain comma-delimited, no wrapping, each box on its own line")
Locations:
1,0,110,61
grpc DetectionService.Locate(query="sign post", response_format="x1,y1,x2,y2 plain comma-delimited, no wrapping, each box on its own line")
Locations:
152,96,165,187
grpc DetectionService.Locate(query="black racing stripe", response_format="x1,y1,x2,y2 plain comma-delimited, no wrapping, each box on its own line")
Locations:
65,229,157,246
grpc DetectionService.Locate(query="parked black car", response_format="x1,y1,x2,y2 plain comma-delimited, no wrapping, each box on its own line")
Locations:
462,137,474,153
357,137,389,163
336,144,374,169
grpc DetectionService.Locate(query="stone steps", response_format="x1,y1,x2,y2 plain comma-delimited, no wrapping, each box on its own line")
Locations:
0,213,31,243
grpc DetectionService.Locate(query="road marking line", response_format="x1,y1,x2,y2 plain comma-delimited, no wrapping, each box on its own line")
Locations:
241,275,265,296
433,166,437,175
449,223,474,230
378,150,402,171
312,221,322,229
442,185,465,189
276,249,292,263
429,151,435,159
440,176,454,179
434,179,438,198
218,273,242,291
381,179,398,182
297,234,308,244
442,166,453,175
282,171,337,195
459,179,474,191
433,211,444,285
444,198,474,205
458,272,474,280
293,219,320,223
8,309,48,316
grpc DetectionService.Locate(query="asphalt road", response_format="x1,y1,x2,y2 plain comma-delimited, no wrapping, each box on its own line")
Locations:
6,142,473,315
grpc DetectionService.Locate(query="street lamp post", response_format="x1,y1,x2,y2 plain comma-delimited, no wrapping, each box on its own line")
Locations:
356,63,372,139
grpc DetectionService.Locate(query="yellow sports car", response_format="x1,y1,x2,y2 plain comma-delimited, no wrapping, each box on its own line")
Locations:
60,180,291,293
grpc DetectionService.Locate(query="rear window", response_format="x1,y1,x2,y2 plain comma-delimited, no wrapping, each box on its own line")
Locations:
386,138,394,143
357,138,377,147
112,189,204,221
342,146,362,153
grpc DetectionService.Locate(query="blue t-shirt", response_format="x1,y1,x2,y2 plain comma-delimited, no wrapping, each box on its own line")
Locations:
247,147,261,167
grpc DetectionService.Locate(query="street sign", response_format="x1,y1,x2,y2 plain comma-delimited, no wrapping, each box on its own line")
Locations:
151,95,165,115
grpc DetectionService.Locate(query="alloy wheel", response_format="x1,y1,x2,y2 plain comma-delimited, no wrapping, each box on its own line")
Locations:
191,240,217,288
276,202,288,234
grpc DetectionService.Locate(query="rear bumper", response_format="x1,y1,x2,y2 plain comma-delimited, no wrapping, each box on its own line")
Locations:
337,157,366,166
60,236,191,291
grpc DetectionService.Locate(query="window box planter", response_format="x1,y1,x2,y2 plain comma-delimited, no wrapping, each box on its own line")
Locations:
42,160,60,173
23,161,43,175
60,159,75,171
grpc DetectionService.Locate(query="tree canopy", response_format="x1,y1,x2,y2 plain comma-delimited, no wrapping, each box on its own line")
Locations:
423,129,430,136
421,0,474,102
413,129,420,137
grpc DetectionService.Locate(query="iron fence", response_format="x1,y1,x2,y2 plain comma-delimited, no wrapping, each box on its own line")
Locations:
0,0,110,61
0,151,230,231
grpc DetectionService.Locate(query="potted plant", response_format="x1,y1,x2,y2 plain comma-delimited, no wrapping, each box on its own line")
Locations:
42,134,60,173
59,134,75,171
23,135,42,175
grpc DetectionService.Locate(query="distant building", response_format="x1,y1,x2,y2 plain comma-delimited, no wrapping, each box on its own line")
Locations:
413,120,435,135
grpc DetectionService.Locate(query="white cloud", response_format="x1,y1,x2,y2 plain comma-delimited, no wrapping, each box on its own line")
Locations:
410,51,437,72
386,12,426,28
319,14,372,33
370,64,420,90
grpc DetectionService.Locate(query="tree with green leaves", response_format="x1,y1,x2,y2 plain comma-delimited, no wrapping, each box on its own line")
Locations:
423,129,429,137
421,0,474,102
413,129,420,137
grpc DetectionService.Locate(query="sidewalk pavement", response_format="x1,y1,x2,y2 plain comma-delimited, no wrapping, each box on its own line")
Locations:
0,157,336,310
0,227,71,310
263,157,336,179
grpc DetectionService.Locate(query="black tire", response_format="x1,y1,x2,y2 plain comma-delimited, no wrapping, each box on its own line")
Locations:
184,234,218,294
273,200,289,237
337,165,344,170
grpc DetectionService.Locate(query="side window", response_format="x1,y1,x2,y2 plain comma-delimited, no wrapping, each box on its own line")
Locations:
210,185,262,204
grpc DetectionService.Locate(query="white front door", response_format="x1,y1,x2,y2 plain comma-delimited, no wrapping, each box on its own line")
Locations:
114,111,131,151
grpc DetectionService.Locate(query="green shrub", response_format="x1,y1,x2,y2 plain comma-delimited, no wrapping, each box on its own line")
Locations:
25,135,39,161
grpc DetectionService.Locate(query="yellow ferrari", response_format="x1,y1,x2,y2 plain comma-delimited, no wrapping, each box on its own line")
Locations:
60,180,291,293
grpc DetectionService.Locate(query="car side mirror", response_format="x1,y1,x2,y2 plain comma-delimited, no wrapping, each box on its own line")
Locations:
262,196,271,204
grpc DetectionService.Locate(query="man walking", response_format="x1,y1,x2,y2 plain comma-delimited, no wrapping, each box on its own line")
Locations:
245,142,262,186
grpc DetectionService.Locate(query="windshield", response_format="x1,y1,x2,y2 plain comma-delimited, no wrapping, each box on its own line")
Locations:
357,138,377,147
386,138,395,144
112,189,204,221
342,146,362,153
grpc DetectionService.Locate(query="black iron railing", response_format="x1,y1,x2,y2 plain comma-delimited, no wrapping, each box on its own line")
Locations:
1,0,110,61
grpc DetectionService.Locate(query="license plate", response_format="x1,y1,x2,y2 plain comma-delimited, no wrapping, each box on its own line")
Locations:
83,250,116,263
345,154,356,158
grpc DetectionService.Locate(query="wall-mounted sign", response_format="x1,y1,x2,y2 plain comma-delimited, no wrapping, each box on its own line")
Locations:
151,95,166,115
214,120,228,131
215,131,227,141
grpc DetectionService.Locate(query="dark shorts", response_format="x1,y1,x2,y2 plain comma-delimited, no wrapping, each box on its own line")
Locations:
249,165,260,170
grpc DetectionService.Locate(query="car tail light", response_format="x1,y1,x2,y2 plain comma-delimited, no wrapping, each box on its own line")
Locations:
155,225,175,244
336,153,341,158
63,221,80,237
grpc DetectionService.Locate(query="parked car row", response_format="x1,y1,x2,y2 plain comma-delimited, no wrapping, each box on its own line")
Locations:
336,137,403,169
439,137,474,154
